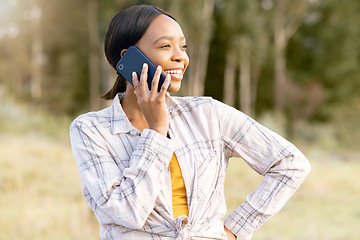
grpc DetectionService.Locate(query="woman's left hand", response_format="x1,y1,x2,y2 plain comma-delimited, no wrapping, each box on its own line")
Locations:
224,226,236,240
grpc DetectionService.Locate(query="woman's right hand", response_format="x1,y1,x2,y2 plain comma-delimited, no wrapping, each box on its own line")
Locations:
132,63,171,136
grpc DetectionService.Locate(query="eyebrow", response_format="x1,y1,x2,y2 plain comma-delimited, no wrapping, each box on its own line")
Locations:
153,35,186,45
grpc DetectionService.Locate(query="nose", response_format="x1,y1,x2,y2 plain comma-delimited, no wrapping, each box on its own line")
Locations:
171,47,188,63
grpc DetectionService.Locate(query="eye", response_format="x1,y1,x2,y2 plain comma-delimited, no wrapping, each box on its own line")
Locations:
182,44,187,50
160,44,171,48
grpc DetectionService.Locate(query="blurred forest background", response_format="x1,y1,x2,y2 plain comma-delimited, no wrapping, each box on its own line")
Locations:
1,0,360,146
1,0,359,239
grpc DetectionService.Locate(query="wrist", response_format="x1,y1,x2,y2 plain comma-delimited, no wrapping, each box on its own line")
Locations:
149,125,168,136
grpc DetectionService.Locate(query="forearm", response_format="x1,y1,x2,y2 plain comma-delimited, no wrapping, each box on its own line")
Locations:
106,130,173,227
224,152,311,239
71,125,175,229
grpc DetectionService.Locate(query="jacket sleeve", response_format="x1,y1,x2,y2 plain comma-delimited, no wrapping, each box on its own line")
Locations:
70,120,175,229
211,99,311,240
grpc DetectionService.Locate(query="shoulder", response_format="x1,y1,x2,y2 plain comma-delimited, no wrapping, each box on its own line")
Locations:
70,106,111,131
170,96,233,115
167,96,225,124
168,96,215,110
169,96,250,125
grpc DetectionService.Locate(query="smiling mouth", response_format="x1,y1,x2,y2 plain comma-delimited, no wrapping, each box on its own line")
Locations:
164,69,184,81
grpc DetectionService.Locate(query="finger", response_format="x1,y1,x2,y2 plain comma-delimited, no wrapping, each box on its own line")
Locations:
158,74,171,98
150,65,162,98
132,72,139,94
139,63,149,96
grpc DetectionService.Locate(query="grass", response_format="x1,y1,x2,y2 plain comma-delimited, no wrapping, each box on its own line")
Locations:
225,150,360,240
1,97,359,239
0,133,99,240
0,96,99,239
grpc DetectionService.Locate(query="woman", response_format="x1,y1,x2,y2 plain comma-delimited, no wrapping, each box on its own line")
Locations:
70,5,311,240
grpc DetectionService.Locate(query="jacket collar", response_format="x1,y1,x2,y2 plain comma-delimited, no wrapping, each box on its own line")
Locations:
110,94,134,135
110,93,178,135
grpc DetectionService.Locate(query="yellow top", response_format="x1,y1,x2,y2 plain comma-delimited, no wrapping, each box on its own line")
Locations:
169,153,189,218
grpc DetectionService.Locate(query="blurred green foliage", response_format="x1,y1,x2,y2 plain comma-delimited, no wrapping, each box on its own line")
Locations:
1,1,359,239
0,0,359,148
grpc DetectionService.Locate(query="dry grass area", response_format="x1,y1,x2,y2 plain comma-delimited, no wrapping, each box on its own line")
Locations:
1,129,359,239
0,133,99,240
225,149,360,240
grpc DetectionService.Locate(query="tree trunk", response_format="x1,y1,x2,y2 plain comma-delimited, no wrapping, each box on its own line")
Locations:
192,41,211,96
187,0,215,96
29,0,43,100
272,0,310,112
239,37,252,116
273,29,287,112
223,50,236,106
88,0,101,110
273,1,288,113
251,63,261,117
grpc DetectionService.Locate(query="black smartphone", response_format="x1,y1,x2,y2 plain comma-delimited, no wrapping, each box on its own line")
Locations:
116,46,170,92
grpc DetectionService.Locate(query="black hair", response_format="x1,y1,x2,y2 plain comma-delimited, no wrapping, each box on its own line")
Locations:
102,5,175,99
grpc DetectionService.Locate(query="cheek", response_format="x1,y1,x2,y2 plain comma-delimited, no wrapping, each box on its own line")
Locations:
184,54,190,69
146,52,168,67
156,57,170,68
135,46,166,67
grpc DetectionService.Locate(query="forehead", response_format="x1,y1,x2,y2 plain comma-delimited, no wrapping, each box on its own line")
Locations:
142,14,185,41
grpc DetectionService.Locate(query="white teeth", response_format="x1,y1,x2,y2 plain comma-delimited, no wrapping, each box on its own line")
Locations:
165,69,182,74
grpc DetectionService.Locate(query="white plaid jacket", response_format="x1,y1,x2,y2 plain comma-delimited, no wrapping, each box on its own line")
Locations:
70,94,311,240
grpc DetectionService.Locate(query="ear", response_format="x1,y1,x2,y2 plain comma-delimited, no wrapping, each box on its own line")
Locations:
120,49,127,57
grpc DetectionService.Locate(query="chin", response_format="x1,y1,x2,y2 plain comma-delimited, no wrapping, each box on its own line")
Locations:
168,82,181,93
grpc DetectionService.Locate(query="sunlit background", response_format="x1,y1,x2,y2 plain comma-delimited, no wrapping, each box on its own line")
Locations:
1,0,359,239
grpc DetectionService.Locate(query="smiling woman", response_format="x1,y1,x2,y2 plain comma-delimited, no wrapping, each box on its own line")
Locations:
133,14,189,92
101,5,177,100
70,4,311,240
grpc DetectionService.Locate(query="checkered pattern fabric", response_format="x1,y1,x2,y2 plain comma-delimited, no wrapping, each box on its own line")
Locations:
70,94,310,240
